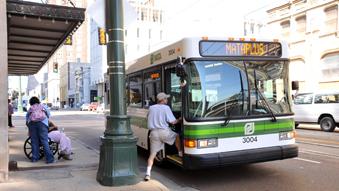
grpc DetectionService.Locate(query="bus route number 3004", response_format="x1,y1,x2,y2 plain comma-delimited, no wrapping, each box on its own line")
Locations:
242,136,258,143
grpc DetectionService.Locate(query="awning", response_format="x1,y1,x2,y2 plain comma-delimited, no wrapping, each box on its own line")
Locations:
7,0,85,75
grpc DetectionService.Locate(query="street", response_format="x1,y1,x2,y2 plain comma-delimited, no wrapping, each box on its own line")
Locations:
47,112,339,191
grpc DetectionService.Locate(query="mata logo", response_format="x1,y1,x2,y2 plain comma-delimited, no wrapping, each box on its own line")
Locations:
150,52,162,65
244,122,255,135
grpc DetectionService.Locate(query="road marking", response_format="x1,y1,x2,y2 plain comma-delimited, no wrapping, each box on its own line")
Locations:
300,149,339,159
297,137,339,146
294,157,321,164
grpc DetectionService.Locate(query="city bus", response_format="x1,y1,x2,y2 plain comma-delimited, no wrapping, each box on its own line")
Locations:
126,37,298,169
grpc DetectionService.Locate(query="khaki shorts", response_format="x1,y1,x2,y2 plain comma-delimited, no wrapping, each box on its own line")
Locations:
149,128,177,154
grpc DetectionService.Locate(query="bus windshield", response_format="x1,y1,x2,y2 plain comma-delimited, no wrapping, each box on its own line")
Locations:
187,60,292,119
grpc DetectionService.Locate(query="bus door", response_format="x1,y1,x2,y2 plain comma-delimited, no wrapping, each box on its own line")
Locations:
164,65,183,136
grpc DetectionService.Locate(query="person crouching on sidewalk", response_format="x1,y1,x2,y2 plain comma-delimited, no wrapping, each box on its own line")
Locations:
48,121,73,160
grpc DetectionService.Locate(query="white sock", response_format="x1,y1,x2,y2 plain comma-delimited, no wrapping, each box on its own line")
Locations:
178,151,183,157
146,166,152,176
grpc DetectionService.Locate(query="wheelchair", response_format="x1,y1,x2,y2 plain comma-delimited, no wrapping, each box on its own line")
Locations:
23,136,59,160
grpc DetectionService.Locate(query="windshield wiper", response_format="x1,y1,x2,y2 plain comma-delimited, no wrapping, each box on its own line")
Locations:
253,70,277,122
223,71,245,127
222,102,237,127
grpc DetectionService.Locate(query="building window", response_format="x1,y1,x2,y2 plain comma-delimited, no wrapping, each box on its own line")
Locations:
321,53,339,81
149,29,151,39
141,8,147,21
280,20,290,39
295,15,306,38
324,5,338,33
153,10,159,22
160,30,163,40
128,74,143,107
137,28,140,38
125,29,128,37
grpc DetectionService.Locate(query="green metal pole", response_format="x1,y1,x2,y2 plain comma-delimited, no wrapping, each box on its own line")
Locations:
17,76,23,112
96,0,139,186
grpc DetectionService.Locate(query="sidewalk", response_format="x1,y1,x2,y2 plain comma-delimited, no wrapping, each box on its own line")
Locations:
1,114,170,191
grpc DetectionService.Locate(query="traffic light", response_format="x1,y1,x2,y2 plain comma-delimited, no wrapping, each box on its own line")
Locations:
98,28,106,45
53,62,58,73
65,35,72,45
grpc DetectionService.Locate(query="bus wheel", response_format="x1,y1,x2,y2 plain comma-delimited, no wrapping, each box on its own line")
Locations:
320,117,335,132
154,150,165,166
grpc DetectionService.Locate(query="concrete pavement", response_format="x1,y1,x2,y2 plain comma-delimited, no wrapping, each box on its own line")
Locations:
1,112,171,191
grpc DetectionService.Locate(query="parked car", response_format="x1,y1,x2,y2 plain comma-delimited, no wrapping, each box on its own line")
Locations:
80,103,90,111
293,91,339,132
88,102,99,111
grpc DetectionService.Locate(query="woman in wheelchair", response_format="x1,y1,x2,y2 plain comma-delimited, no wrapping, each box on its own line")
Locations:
47,121,73,160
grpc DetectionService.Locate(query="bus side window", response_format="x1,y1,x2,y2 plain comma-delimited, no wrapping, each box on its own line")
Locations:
129,74,143,107
143,68,161,109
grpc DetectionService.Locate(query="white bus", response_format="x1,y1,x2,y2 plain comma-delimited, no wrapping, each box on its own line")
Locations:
126,37,298,169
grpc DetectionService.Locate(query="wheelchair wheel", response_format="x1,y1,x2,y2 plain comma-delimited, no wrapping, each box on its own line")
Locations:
24,137,34,160
24,137,59,160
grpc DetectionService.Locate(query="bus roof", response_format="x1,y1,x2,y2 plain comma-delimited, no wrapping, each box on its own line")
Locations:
126,37,289,75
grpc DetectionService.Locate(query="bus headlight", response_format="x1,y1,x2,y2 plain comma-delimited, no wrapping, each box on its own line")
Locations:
279,131,296,141
197,138,218,148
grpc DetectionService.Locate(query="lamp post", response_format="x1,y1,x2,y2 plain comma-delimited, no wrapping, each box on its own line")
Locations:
96,0,138,186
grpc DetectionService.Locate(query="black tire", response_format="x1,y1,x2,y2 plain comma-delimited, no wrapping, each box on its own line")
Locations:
24,137,34,160
24,137,59,160
49,141,59,156
320,117,336,132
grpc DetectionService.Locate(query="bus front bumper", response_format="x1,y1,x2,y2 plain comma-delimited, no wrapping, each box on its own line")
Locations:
183,144,298,170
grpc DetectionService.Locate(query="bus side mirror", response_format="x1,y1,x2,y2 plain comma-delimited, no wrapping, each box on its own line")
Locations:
175,56,187,87
292,81,299,90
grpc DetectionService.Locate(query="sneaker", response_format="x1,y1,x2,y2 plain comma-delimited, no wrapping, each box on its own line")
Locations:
144,175,150,181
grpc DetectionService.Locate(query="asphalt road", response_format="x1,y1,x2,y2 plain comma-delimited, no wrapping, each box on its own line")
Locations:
50,112,339,191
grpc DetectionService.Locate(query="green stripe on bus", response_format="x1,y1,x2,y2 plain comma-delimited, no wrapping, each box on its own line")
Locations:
183,119,294,139
184,127,292,139
130,115,294,139
185,119,292,130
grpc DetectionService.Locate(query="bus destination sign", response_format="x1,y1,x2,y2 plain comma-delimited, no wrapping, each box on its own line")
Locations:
200,41,282,57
